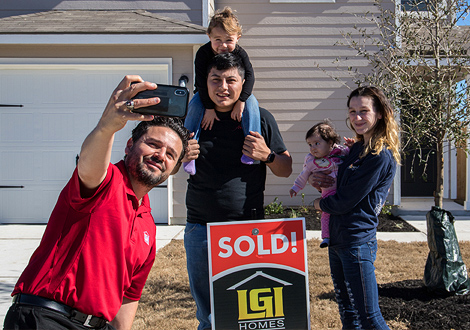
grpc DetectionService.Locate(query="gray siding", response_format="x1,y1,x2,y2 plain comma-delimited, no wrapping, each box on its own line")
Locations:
0,0,205,25
213,0,378,207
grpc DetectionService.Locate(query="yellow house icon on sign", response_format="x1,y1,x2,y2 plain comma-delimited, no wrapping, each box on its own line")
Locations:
227,271,292,320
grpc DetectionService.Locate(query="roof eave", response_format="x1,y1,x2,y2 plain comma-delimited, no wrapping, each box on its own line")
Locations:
0,33,209,45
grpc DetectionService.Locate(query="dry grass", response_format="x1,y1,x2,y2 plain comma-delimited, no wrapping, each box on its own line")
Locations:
132,239,470,330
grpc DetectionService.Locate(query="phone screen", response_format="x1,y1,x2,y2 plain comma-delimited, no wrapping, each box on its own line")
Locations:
132,84,189,118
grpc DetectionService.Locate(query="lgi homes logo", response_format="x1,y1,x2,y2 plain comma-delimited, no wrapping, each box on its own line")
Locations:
229,271,290,329
207,218,310,330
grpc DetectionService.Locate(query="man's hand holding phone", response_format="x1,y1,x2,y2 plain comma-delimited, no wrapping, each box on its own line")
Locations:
99,76,158,134
131,83,189,118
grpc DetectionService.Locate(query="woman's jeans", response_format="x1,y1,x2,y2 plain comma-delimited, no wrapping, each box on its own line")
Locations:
328,240,390,330
184,222,211,330
184,92,260,140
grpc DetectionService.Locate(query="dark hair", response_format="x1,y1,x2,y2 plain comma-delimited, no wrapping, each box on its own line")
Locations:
131,117,190,163
206,53,245,80
305,119,340,145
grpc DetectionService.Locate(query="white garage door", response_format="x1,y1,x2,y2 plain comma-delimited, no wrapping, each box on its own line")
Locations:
0,58,173,224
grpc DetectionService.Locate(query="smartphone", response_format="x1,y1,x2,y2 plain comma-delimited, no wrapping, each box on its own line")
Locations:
132,84,189,118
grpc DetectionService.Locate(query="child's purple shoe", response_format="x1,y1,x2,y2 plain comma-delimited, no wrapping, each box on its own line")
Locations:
241,154,255,165
320,238,330,248
183,160,196,175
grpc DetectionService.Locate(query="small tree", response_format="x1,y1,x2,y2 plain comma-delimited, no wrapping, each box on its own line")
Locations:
336,0,470,208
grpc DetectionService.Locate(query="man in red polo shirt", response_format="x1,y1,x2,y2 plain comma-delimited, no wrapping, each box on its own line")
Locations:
3,76,190,330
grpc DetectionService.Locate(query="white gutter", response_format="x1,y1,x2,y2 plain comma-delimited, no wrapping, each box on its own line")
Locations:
0,34,209,45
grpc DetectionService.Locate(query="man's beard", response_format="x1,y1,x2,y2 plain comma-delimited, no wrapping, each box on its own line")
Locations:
127,155,168,188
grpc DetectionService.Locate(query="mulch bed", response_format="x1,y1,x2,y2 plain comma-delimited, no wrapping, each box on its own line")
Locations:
379,279,470,329
264,206,420,232
265,206,470,329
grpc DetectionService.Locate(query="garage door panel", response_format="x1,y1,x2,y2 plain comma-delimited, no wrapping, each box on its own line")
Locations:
42,113,77,142
0,61,171,224
41,150,77,182
0,73,35,105
147,187,168,223
1,188,43,222
86,71,170,105
40,73,77,105
40,189,64,220
1,112,36,143
87,74,123,105
1,151,36,181
84,112,103,136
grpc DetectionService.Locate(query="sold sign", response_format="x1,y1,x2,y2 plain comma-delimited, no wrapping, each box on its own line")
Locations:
208,218,310,330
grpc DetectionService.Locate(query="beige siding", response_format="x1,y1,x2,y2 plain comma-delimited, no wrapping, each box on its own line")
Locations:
214,0,378,209
0,0,392,223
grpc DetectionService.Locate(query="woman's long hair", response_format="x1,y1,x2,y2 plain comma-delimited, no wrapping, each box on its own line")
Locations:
346,86,401,164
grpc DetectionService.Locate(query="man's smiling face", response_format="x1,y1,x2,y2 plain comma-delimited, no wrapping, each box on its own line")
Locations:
207,66,244,112
125,126,183,188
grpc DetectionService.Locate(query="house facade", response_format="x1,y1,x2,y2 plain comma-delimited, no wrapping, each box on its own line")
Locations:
0,0,468,224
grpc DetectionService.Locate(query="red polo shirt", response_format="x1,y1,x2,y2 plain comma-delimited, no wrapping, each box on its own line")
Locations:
13,161,156,321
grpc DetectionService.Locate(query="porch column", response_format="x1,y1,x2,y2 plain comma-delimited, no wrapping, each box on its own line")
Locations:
465,135,470,210
446,141,457,199
464,75,470,210
391,161,401,206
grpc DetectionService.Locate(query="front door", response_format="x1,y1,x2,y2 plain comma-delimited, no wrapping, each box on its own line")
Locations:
401,147,437,196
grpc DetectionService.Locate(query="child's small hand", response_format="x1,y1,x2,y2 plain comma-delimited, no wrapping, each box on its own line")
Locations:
344,137,355,148
201,109,219,130
231,100,245,122
181,133,200,163
289,189,297,198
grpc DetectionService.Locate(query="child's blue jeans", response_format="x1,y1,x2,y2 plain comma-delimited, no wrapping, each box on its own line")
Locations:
184,92,260,140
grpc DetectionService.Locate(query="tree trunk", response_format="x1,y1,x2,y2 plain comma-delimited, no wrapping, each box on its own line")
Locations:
434,139,444,208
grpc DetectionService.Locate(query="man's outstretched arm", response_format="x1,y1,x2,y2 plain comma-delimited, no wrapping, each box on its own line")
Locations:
77,76,157,192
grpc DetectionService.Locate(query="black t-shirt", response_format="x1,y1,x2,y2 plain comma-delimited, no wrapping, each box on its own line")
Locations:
186,107,287,224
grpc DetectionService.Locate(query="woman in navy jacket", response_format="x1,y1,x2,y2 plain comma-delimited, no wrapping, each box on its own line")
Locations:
313,86,400,329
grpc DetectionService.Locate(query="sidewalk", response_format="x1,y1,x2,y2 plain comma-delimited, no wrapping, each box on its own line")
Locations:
395,197,470,241
1,197,470,325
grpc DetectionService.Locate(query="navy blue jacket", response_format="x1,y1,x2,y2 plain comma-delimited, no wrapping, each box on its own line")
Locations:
320,142,397,248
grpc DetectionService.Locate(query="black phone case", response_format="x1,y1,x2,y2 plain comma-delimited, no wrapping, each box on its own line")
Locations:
132,84,189,118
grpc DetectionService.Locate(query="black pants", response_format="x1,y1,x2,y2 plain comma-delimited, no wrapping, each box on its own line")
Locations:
3,304,116,330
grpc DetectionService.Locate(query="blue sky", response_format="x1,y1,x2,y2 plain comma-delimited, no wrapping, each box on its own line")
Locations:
458,0,470,25
458,14,470,25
